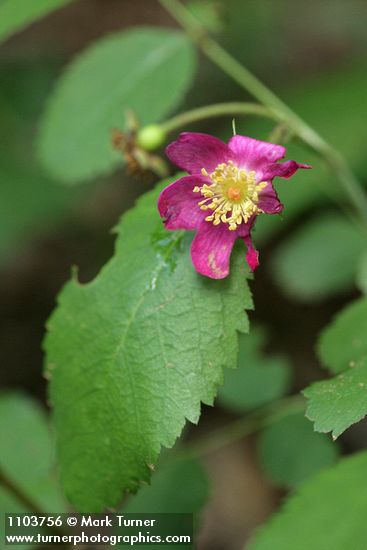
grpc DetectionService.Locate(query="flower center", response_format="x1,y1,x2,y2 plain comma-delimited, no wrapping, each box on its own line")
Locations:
193,161,267,231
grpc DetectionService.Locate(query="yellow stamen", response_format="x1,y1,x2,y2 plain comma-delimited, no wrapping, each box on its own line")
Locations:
196,161,267,230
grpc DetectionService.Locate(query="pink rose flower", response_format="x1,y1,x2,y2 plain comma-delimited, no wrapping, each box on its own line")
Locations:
158,132,310,279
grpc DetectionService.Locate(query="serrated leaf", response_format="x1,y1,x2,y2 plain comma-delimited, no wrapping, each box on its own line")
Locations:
248,451,367,550
38,28,196,184
0,0,74,44
217,326,291,411
0,393,66,515
44,176,252,512
317,296,367,374
270,212,366,302
304,357,367,439
258,410,339,488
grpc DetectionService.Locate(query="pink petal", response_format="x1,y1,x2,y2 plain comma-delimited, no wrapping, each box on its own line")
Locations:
243,235,259,271
166,132,232,175
258,182,283,214
228,135,286,171
190,220,237,279
262,160,311,180
158,175,207,230
235,219,259,271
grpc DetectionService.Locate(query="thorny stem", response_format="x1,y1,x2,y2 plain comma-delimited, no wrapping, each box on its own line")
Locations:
161,102,279,133
168,395,305,462
159,0,367,227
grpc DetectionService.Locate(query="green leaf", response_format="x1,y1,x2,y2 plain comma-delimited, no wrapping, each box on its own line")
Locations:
38,28,196,184
270,213,366,302
258,410,339,488
0,0,74,44
44,175,252,512
304,357,367,439
218,327,291,411
124,459,209,514
356,252,367,294
317,296,367,374
305,297,367,438
248,451,367,550
0,392,66,514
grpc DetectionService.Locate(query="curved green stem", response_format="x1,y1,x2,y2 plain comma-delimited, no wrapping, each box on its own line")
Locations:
159,0,367,227
161,102,279,134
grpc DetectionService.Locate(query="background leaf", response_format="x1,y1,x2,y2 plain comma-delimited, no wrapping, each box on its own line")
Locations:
258,410,339,488
356,252,367,294
44,176,252,512
248,451,367,550
270,212,366,302
122,459,209,549
124,458,209,514
38,28,196,184
217,326,291,412
317,297,367,374
0,0,74,44
0,62,81,265
0,392,66,515
304,357,367,439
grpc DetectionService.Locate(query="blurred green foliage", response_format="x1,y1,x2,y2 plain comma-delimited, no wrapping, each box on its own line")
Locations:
271,212,366,302
0,63,80,264
356,253,367,294
0,0,74,44
124,459,209,514
123,459,209,549
317,297,367,374
218,327,291,412
248,451,367,550
37,28,196,184
258,410,339,488
0,393,66,522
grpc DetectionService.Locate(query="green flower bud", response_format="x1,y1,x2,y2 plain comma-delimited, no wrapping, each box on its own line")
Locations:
136,124,166,152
